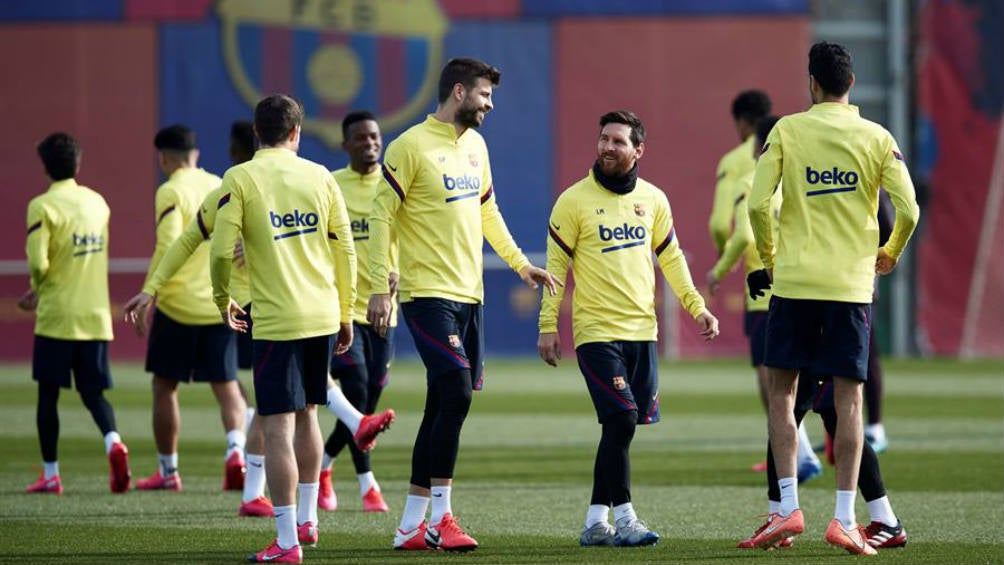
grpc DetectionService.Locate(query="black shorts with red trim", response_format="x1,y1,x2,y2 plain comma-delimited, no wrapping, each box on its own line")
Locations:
575,341,660,425
401,298,484,390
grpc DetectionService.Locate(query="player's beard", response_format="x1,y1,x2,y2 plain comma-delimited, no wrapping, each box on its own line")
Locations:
456,97,485,129
599,153,633,177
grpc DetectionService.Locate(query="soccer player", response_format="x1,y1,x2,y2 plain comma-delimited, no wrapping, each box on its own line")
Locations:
135,125,248,492
744,42,919,553
21,132,132,495
318,111,397,514
706,114,823,481
367,58,560,552
538,110,719,547
211,94,391,563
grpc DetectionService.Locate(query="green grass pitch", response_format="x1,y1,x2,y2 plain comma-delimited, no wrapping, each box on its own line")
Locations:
1,358,1001,564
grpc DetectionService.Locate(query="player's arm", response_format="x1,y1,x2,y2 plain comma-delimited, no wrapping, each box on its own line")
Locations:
209,177,246,331
710,190,753,285
708,157,734,254
537,195,577,366
143,186,184,287
327,175,357,324
388,223,400,297
25,200,50,291
367,139,412,332
654,195,718,341
142,210,211,296
876,139,920,274
749,127,783,272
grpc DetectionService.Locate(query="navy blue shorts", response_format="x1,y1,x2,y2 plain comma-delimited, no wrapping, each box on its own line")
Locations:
764,296,872,381
330,323,395,390
575,341,660,425
744,310,769,367
145,309,237,382
253,333,335,416
236,303,254,370
791,373,838,416
32,335,112,392
402,298,484,390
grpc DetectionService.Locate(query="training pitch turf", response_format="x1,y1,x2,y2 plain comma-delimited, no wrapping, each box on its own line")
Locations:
1,358,1001,564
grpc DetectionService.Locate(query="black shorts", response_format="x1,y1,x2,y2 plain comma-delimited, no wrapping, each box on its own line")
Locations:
32,335,112,393
575,341,660,425
402,298,484,390
764,296,872,381
145,308,238,383
744,310,769,367
253,334,335,416
236,303,253,370
330,323,395,390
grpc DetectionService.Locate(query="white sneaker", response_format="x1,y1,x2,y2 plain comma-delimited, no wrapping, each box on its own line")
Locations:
614,518,660,547
580,522,616,546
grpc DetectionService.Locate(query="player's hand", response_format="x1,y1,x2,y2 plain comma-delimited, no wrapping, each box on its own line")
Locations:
220,299,248,333
367,293,393,337
695,311,720,341
746,269,772,300
388,272,399,298
875,247,898,275
123,291,153,328
17,289,38,311
519,264,563,296
232,238,246,269
537,332,561,367
334,322,353,355
706,270,720,296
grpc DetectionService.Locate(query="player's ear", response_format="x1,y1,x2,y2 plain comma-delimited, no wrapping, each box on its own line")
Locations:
848,72,856,90
635,141,645,160
453,82,465,103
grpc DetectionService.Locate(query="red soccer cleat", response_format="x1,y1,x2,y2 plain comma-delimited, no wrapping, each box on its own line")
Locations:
318,468,337,511
354,409,395,452
297,522,318,547
750,460,768,472
737,515,794,549
224,451,246,491
362,487,389,512
26,473,63,495
394,522,430,551
748,509,804,550
825,518,877,555
108,442,132,493
427,513,478,552
238,496,274,517
135,470,182,491
248,539,302,563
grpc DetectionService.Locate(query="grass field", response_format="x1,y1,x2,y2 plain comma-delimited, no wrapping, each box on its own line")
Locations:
1,358,1002,564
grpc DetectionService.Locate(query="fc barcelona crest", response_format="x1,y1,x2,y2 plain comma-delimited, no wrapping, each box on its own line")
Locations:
634,203,646,217
612,376,627,390
448,335,461,348
217,0,448,147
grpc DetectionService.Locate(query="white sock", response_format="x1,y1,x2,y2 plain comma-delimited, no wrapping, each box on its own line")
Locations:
243,454,266,503
158,452,178,476
399,494,430,532
430,486,452,525
325,386,362,432
225,429,246,458
835,490,857,530
103,431,121,453
358,472,377,496
796,422,820,465
585,504,609,528
866,495,897,526
768,500,780,515
321,453,334,471
43,461,59,479
274,505,298,550
245,407,255,434
778,477,799,516
866,423,886,443
297,482,319,525
613,502,637,526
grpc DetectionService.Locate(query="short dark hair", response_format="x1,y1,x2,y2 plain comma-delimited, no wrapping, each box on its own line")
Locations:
254,94,304,146
755,115,781,146
341,110,377,140
599,110,646,147
230,120,255,156
437,58,501,104
154,125,196,152
731,90,772,123
809,41,854,96
37,132,81,181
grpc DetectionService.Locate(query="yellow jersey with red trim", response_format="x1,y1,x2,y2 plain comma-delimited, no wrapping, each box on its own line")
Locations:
143,167,222,325
709,136,756,253
539,170,707,347
25,179,113,340
749,103,920,303
369,115,529,305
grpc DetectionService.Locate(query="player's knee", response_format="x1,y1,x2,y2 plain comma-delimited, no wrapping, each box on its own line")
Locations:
602,409,638,442
437,369,473,417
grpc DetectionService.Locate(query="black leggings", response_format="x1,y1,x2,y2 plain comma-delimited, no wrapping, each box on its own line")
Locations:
590,410,638,507
37,384,116,462
864,329,884,425
409,369,473,488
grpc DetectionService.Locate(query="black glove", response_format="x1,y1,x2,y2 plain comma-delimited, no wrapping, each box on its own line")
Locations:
747,269,772,300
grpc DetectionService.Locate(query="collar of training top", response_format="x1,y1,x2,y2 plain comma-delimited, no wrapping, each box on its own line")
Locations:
592,161,638,195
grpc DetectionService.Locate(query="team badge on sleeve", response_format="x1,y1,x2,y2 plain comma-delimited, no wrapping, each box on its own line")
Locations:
893,150,905,163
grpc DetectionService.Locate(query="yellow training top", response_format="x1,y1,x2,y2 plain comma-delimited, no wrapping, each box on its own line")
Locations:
369,115,530,304
143,167,222,325
539,170,708,347
211,148,356,341
708,136,756,253
25,179,113,340
333,166,399,326
749,102,920,303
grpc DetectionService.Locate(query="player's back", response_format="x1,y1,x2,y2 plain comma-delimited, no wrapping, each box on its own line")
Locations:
769,103,899,302
28,180,112,340
224,148,344,340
